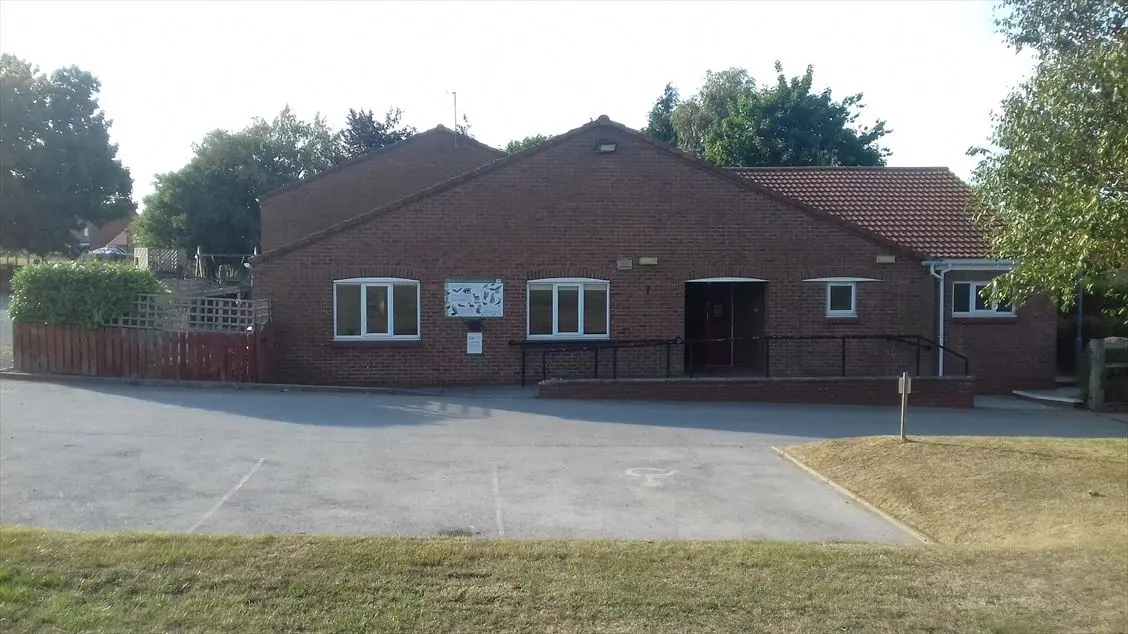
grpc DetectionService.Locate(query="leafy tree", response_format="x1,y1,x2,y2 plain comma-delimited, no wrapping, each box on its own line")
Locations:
648,65,888,167
505,134,550,154
969,0,1127,317
704,63,889,167
642,83,679,146
669,68,756,157
455,113,474,138
340,107,416,159
0,54,134,255
134,106,341,255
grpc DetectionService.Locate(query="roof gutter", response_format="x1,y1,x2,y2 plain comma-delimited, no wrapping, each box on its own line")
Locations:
920,258,1016,271
922,258,1015,376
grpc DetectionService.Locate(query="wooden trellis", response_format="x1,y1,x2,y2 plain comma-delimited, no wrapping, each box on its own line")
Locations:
108,294,270,332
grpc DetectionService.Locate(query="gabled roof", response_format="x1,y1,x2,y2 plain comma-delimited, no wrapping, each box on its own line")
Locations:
255,116,928,264
730,167,986,259
258,125,504,202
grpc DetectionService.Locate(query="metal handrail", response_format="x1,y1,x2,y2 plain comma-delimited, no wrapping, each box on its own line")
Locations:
510,333,970,385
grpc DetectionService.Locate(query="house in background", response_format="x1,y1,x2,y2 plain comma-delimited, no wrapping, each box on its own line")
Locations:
251,115,1055,396
77,216,133,251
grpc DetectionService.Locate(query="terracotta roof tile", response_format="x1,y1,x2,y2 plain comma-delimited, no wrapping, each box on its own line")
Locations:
730,167,987,259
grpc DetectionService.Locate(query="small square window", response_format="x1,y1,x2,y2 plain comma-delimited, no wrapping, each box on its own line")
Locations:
827,283,856,317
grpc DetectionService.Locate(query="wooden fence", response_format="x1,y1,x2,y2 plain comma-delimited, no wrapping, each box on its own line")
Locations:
12,322,273,383
1087,337,1128,411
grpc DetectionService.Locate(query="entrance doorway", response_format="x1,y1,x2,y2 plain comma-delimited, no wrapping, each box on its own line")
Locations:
684,279,767,373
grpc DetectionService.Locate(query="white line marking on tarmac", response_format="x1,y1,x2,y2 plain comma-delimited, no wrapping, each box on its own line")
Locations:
188,458,264,533
626,467,678,487
491,462,505,537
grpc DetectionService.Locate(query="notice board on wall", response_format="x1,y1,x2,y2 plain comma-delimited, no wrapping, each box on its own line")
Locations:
445,279,503,318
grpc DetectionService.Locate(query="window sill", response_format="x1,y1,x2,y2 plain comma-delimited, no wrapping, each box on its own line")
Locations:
332,337,423,347
951,314,1018,324
825,314,857,320
523,336,612,344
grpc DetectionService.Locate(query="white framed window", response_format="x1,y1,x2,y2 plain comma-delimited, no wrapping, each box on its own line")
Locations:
333,277,421,340
953,281,1014,317
826,282,857,317
526,278,610,339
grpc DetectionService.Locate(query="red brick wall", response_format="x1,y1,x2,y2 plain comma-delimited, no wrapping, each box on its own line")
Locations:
538,376,976,408
259,128,503,251
253,122,1050,391
942,271,1057,393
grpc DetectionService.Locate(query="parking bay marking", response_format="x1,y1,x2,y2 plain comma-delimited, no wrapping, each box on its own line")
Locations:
187,458,264,533
626,467,678,487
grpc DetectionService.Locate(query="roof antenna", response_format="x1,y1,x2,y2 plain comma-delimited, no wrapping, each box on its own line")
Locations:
448,91,459,148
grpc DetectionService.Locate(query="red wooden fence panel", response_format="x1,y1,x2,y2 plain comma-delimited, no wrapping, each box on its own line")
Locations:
10,323,268,383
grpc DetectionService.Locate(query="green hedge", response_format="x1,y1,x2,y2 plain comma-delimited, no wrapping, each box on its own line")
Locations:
9,261,165,328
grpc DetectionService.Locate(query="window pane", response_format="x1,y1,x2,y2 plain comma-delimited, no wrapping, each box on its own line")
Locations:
583,285,608,335
335,285,361,336
557,286,580,333
365,285,389,334
529,286,553,335
392,284,418,336
953,283,971,313
829,284,853,312
973,284,990,311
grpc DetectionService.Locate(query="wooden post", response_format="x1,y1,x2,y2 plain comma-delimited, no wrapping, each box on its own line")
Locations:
1088,340,1106,412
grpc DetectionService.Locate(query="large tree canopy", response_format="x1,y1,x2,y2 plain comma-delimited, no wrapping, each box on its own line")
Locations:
134,107,341,255
969,0,1127,316
644,64,888,167
0,54,134,255
339,107,415,160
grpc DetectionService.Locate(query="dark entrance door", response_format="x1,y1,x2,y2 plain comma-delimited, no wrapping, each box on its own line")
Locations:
701,283,733,365
685,280,767,373
685,281,734,367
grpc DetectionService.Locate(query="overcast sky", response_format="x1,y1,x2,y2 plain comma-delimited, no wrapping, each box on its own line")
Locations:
1,0,1032,206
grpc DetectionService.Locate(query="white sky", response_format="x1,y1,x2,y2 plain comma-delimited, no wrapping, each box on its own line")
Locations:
0,0,1031,207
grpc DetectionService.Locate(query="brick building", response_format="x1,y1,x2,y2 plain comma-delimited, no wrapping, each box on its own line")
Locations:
252,116,1056,394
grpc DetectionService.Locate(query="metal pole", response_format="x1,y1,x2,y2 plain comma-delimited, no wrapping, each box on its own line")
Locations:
520,349,526,387
899,371,909,442
1075,274,1084,372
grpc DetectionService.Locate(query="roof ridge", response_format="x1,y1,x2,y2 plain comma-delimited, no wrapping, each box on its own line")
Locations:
728,166,954,172
256,118,610,263
258,126,504,202
255,116,928,264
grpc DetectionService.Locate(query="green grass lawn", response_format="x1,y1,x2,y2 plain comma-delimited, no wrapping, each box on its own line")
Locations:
1,529,1126,633
2,435,1127,632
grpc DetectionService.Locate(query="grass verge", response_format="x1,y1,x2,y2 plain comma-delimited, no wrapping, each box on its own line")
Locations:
3,435,1126,632
782,436,1128,548
1,528,1127,633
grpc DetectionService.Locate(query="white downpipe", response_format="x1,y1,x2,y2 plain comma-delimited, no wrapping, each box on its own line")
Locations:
928,264,949,376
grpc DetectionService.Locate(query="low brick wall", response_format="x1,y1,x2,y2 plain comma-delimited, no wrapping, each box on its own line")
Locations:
538,375,976,408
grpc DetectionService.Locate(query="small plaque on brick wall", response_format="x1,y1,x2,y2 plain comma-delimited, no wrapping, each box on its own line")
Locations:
616,258,633,271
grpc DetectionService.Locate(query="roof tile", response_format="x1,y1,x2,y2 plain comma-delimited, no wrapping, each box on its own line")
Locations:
730,167,987,259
